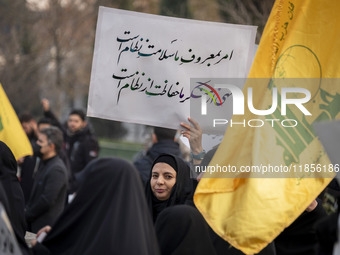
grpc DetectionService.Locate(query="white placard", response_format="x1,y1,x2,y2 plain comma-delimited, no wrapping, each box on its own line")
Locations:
87,7,257,130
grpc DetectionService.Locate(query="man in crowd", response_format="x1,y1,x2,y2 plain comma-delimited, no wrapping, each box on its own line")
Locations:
64,109,99,175
19,113,39,144
41,99,99,176
19,113,40,204
25,126,68,233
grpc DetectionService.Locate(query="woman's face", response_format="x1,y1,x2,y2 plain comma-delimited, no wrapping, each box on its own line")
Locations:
150,162,177,201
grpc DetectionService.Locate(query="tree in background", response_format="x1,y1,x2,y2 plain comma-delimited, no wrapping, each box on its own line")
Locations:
0,0,41,115
217,0,275,43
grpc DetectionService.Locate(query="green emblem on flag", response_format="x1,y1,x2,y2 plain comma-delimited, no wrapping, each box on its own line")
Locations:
0,116,3,131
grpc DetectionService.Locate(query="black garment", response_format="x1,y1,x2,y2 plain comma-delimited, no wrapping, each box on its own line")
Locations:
134,140,182,185
33,157,160,255
145,154,194,222
43,110,63,131
0,141,31,255
315,211,338,255
53,147,74,197
43,109,99,175
275,199,327,255
155,205,217,255
20,155,38,204
0,141,27,237
41,110,74,192
0,185,30,255
0,181,9,210
20,139,40,205
26,156,68,233
64,125,99,174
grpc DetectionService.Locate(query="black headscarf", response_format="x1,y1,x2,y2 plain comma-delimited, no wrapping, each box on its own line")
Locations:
155,205,217,255
0,141,31,255
145,153,194,222
41,157,160,255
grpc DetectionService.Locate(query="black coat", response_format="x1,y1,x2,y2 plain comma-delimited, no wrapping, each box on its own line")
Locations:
26,156,68,233
155,205,217,255
64,126,99,174
34,157,160,255
0,141,31,255
20,155,38,204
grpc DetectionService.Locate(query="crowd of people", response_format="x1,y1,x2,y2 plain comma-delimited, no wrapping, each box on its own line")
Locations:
0,100,339,255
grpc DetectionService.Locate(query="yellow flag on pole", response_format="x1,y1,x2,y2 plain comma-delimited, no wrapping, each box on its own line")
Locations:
194,0,340,254
0,83,33,159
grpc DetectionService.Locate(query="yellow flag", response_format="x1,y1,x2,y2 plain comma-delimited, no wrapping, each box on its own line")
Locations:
194,0,340,254
0,83,33,159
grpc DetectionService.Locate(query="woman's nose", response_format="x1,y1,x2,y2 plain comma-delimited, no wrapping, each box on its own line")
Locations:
156,177,164,184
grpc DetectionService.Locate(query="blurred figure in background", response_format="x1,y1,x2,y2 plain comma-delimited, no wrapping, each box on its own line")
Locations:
37,116,73,196
41,99,99,178
65,109,99,175
19,113,40,204
19,113,39,144
0,141,31,255
31,157,160,255
25,127,68,233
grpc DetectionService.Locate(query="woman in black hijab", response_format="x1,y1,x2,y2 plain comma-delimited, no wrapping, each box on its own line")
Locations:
0,141,31,255
155,205,217,255
33,157,160,255
145,153,194,222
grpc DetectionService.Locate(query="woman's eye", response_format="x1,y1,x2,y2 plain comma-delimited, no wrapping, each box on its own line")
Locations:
165,175,173,179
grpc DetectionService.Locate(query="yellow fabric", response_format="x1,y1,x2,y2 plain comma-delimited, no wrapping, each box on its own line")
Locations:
194,0,340,254
0,83,32,159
